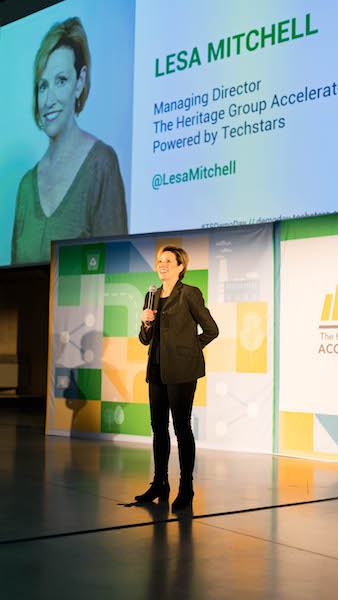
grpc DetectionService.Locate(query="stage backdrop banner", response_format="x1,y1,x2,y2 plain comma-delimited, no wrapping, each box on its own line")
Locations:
279,215,338,461
46,225,274,452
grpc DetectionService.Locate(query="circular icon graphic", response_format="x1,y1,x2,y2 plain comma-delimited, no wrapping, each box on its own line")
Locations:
84,349,94,363
85,314,95,328
114,405,125,425
60,331,70,344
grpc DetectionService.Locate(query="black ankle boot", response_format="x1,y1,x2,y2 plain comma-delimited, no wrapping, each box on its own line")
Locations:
172,481,194,512
135,479,170,503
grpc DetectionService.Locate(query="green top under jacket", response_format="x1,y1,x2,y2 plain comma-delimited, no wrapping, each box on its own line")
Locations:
11,140,127,265
139,280,219,384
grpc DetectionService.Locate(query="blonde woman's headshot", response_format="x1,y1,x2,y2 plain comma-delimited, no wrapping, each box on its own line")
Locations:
7,4,134,266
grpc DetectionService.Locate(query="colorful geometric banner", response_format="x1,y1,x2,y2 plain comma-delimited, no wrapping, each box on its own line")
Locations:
47,225,274,452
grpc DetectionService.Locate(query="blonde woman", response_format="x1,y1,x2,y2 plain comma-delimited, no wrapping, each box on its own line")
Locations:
136,245,218,511
12,17,127,265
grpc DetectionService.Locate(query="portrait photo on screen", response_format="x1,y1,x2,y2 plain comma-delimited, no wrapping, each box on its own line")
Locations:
0,0,135,266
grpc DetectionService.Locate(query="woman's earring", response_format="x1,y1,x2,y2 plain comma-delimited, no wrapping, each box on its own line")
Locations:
76,97,81,112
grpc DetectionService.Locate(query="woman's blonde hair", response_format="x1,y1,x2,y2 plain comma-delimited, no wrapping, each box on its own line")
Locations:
156,245,190,280
33,17,91,128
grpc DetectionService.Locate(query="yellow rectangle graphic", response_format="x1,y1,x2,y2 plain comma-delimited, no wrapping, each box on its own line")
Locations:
53,397,101,433
236,302,267,373
321,294,333,321
279,411,313,453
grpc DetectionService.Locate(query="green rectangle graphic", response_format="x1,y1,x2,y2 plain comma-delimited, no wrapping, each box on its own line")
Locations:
59,245,83,276
77,369,102,401
101,402,151,436
58,276,81,306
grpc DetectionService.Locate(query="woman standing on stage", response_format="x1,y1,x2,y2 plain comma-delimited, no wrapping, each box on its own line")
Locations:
135,245,218,512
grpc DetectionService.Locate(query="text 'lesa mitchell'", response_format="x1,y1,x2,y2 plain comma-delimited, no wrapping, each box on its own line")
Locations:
155,14,318,78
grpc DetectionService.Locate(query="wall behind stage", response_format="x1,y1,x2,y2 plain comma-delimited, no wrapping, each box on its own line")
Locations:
279,214,338,461
46,224,274,453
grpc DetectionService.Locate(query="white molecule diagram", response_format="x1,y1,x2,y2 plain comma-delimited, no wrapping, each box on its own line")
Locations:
214,380,259,439
59,313,96,363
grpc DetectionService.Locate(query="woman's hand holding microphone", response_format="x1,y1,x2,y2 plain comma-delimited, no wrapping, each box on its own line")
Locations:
142,309,157,328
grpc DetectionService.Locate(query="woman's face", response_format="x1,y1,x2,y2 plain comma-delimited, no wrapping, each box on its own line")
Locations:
157,251,183,283
38,46,85,139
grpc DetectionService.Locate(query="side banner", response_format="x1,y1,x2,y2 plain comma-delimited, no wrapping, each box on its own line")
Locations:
47,225,274,452
280,216,338,460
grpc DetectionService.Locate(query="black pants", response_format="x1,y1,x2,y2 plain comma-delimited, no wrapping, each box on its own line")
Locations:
149,367,197,484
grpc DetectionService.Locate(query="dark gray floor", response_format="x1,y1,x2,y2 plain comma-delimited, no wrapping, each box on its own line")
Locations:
1,407,338,599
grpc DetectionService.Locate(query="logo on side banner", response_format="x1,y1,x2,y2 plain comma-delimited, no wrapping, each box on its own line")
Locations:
318,285,338,354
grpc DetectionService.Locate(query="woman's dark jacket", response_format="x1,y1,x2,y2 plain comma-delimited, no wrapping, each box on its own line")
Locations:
139,280,219,384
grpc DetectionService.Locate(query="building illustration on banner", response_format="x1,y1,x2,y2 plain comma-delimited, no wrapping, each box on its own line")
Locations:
214,239,260,303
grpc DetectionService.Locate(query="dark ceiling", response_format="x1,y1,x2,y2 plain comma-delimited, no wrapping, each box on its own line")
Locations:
0,0,63,27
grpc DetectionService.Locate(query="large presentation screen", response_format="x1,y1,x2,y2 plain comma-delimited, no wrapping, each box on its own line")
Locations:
0,0,337,266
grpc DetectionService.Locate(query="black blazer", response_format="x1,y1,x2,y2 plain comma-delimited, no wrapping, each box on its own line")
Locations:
139,280,219,384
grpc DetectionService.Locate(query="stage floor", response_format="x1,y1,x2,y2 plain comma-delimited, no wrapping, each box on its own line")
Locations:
0,415,338,599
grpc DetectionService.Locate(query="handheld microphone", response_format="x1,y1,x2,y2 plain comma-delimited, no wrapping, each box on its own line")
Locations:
146,285,157,326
